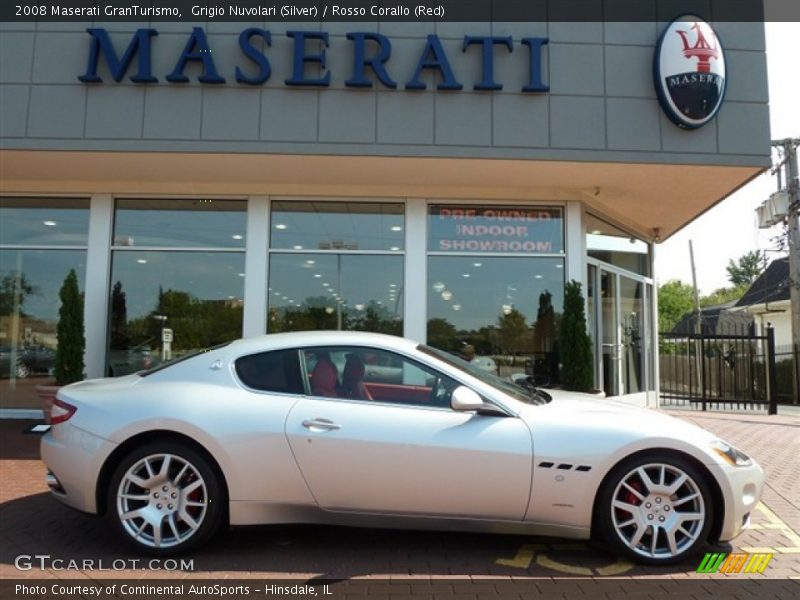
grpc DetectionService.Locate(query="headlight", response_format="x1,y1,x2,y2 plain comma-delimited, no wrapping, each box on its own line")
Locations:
711,440,752,467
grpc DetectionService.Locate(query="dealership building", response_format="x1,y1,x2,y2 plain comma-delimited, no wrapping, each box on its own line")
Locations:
0,15,771,412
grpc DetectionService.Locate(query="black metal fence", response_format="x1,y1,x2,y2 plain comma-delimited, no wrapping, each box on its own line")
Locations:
774,344,800,405
659,327,779,413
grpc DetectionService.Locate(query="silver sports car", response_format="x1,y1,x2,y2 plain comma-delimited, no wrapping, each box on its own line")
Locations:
41,331,763,565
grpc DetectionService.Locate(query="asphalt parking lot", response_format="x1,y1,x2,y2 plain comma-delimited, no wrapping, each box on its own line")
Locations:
1,409,799,583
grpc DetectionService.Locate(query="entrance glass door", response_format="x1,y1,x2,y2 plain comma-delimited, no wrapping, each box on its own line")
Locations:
588,263,652,397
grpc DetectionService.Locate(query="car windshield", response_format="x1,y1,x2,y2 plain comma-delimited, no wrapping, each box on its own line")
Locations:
139,343,232,377
417,345,548,405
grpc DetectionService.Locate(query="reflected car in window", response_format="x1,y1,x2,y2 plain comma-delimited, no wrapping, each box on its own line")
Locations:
0,344,55,378
41,332,763,566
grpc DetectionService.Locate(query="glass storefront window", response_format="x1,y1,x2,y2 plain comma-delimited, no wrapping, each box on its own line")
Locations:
427,256,564,383
268,254,403,335
0,250,87,409
428,205,564,253
113,199,247,248
586,213,651,276
0,198,90,246
107,251,245,376
270,201,405,251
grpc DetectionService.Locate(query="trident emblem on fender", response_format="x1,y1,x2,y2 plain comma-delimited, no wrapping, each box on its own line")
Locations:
676,23,719,73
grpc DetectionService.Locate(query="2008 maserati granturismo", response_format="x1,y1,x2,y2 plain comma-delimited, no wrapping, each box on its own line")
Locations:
41,331,763,564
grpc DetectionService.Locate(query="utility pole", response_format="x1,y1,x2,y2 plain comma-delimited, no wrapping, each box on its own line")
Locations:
770,138,800,403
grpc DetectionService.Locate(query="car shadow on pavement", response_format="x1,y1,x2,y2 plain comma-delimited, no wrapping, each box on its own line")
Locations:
0,491,711,578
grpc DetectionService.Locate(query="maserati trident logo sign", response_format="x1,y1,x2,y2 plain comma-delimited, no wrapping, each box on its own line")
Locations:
654,16,726,129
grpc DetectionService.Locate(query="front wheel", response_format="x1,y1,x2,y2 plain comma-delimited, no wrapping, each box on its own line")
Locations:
597,454,713,565
108,441,225,555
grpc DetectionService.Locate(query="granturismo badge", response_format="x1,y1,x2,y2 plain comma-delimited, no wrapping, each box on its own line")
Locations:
654,16,726,129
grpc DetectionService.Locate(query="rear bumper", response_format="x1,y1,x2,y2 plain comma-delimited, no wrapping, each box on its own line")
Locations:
40,423,117,515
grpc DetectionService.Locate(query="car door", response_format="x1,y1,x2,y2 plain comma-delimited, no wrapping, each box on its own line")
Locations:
285,347,533,520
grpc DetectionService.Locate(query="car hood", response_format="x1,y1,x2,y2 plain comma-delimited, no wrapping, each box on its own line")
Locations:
516,388,719,448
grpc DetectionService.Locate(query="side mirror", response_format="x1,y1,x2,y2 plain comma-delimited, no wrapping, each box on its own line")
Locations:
451,386,507,416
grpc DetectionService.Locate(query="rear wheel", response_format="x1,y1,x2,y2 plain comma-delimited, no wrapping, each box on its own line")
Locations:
597,454,713,565
108,441,224,555
15,362,30,379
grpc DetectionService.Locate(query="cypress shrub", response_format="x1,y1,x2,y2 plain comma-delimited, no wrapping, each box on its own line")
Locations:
54,269,85,385
559,280,594,392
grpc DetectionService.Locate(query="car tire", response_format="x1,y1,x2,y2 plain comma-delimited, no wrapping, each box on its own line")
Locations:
15,362,30,379
108,441,225,555
597,453,714,565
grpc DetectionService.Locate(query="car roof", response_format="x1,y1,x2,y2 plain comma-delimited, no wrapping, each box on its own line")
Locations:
226,331,421,356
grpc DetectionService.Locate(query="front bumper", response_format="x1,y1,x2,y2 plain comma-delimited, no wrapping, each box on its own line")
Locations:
716,459,764,542
40,422,117,515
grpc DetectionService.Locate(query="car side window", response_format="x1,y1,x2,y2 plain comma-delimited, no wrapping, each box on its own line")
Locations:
235,349,304,394
302,347,460,409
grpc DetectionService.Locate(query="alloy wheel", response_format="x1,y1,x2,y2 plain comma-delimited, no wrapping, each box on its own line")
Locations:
610,462,706,560
116,453,208,549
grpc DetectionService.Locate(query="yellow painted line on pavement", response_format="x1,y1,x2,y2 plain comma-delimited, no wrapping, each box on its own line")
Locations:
755,502,800,549
535,554,593,576
495,544,544,569
495,543,635,576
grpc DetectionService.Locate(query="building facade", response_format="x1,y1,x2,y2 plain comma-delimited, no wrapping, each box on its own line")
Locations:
0,17,771,412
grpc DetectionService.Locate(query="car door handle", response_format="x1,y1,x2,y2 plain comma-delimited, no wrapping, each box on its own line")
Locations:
302,418,341,431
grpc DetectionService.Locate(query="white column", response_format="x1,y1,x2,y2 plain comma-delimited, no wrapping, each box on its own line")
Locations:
565,201,586,288
83,194,113,380
651,242,660,408
242,195,269,337
403,199,427,343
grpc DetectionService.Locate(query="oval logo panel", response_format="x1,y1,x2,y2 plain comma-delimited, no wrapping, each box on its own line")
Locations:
654,16,726,129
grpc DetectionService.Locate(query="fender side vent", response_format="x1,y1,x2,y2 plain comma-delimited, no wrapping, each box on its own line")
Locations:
576,465,592,472
538,461,554,468
556,463,573,470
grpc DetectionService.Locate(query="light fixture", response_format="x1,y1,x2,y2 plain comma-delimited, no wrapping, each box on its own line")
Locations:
274,223,287,230
591,229,602,235
314,274,322,278
389,283,396,288
137,259,147,264
391,225,403,232
390,246,401,251
306,259,315,265
535,274,543,279
441,291,453,301
433,282,445,293
238,272,245,277
322,283,329,287
473,262,482,267
232,234,243,240
42,220,57,227
452,304,461,311
555,264,563,269
502,304,512,315
325,307,334,314
462,273,470,278
293,245,303,250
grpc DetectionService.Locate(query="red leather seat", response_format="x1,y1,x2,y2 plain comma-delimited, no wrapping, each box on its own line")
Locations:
338,354,373,401
310,357,338,397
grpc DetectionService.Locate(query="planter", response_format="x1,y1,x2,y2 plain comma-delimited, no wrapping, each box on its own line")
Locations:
35,384,60,424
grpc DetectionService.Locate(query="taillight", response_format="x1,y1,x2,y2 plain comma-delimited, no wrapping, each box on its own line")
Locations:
50,399,77,425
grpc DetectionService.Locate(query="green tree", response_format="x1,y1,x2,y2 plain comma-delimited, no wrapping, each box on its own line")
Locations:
54,269,84,385
497,308,528,356
0,271,38,316
426,317,459,352
726,250,764,287
657,280,695,332
559,280,594,392
699,285,748,308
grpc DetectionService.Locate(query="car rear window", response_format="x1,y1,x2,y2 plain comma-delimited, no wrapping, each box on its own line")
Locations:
235,349,305,394
139,343,231,377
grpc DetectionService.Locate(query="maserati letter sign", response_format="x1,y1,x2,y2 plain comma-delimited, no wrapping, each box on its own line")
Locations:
654,16,726,129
